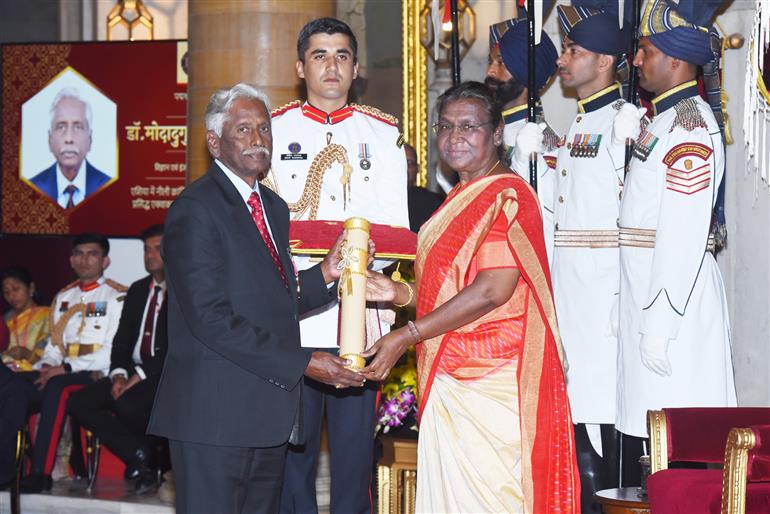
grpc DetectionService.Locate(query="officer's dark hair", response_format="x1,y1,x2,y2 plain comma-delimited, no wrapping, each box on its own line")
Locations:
436,81,503,131
297,17,358,63
140,224,164,242
72,232,109,256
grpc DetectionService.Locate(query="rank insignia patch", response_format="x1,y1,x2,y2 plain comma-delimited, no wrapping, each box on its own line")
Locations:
663,143,713,195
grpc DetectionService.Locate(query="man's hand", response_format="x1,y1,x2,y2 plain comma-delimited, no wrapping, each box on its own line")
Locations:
360,329,411,382
304,351,366,388
124,373,141,392
640,334,672,377
514,122,546,164
111,375,128,399
365,270,400,303
612,103,646,146
320,230,376,284
34,364,65,389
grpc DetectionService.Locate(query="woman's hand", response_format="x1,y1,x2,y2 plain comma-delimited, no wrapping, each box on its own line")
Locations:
365,270,401,302
360,328,412,382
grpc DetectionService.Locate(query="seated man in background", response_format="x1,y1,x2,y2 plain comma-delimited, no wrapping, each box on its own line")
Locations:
69,224,168,494
0,233,126,493
405,143,443,233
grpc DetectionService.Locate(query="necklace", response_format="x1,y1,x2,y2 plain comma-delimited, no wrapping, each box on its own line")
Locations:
482,159,500,177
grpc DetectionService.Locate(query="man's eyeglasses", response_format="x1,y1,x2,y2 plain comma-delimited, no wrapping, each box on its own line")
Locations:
432,121,493,136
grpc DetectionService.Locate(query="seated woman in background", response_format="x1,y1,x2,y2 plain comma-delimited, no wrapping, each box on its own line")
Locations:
362,81,579,513
2,267,49,370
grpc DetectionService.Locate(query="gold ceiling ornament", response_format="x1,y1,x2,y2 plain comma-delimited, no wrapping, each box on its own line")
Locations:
402,0,429,187
419,0,476,63
107,0,154,41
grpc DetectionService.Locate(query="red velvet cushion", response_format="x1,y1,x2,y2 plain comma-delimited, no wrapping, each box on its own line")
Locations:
745,481,770,513
666,408,770,464
750,425,770,482
647,469,723,514
289,220,417,259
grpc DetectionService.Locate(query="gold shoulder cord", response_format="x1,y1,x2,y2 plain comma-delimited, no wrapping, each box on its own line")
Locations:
51,304,86,355
285,142,352,220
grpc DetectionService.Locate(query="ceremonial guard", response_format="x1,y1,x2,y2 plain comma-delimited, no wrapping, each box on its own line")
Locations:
486,17,560,262
547,1,642,510
266,18,408,514
618,0,735,442
12,233,126,492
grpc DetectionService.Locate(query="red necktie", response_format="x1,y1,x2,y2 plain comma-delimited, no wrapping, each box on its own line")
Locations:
247,192,288,289
64,185,78,209
140,285,161,362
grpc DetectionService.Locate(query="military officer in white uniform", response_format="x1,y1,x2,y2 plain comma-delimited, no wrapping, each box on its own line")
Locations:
618,0,735,441
486,17,560,264
266,18,408,514
11,233,126,493
532,2,643,510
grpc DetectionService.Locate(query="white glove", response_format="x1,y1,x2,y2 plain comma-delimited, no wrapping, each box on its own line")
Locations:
639,334,672,377
612,104,647,146
513,122,546,164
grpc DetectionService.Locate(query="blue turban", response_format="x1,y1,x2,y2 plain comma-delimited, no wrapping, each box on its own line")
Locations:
640,0,724,66
499,22,558,92
557,3,631,56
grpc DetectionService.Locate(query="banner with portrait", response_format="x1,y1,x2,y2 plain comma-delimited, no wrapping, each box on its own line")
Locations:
1,40,187,236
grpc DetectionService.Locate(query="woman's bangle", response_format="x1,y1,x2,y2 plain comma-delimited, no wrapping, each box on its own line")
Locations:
407,320,422,343
393,280,414,308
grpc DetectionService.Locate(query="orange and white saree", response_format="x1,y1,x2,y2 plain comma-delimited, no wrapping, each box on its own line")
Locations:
414,173,579,513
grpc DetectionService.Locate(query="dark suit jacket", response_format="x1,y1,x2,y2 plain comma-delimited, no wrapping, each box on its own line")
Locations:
109,275,168,380
30,160,110,203
408,186,445,233
148,163,335,448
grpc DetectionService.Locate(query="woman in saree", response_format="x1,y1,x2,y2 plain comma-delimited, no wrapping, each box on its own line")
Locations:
362,82,579,513
2,267,49,370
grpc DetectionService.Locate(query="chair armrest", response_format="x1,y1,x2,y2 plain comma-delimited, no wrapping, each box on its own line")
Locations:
648,410,668,473
721,426,761,514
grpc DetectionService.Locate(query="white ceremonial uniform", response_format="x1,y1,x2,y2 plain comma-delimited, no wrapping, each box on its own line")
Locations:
35,277,126,375
504,104,560,265
267,101,409,349
617,81,736,437
551,83,627,425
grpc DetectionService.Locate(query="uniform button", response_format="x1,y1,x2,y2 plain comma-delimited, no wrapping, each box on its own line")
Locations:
364,176,369,181
566,143,572,150
330,195,336,201
561,169,567,177
576,116,582,123
558,195,565,203
291,174,296,179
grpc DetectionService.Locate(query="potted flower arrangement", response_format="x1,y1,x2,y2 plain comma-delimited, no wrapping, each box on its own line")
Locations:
375,347,418,438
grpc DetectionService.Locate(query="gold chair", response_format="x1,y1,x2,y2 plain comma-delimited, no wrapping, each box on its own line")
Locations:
376,437,417,514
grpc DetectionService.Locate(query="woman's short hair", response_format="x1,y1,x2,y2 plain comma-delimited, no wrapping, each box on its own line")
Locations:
435,81,502,129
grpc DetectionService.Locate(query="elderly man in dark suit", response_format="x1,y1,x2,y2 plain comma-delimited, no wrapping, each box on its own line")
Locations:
148,83,365,514
68,224,168,494
30,88,110,208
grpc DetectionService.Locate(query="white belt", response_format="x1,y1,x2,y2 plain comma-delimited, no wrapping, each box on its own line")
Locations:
553,230,619,248
619,227,716,253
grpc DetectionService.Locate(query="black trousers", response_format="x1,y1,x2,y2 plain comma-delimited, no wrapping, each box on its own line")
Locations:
170,438,287,514
280,347,377,514
0,367,31,482
67,375,159,465
13,370,94,475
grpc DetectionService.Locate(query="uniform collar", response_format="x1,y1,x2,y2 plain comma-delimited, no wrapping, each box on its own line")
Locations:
79,276,104,292
502,104,528,125
577,83,621,114
301,102,353,125
651,80,699,116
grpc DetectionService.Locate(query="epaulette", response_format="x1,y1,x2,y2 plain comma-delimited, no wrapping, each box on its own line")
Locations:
612,99,625,111
271,100,301,118
543,125,561,152
671,98,707,133
61,279,80,292
105,278,128,293
350,103,399,126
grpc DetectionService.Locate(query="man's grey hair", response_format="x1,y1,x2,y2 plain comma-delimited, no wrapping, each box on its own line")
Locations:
204,83,271,137
49,87,93,132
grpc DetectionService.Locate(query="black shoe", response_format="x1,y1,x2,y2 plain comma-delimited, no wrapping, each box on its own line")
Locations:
20,473,52,494
124,447,150,481
134,468,158,495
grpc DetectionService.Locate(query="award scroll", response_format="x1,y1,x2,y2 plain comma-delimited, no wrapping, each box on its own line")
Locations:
337,217,370,370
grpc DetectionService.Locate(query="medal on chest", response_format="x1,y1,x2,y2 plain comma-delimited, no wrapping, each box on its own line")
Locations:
570,133,602,158
632,129,660,162
358,143,371,170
